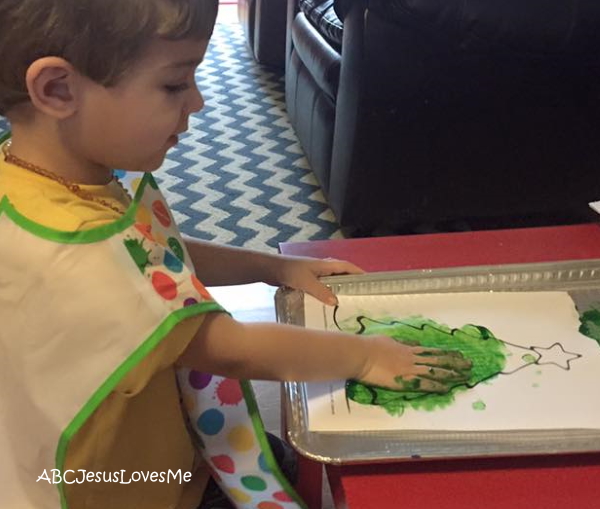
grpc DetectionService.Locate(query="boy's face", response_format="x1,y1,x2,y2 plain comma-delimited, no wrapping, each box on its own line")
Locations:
69,38,209,173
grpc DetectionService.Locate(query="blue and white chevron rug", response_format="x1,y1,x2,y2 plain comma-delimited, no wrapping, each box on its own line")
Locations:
157,23,342,251
0,23,342,252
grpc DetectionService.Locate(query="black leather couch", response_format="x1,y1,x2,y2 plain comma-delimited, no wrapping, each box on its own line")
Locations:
239,0,287,68
286,0,600,236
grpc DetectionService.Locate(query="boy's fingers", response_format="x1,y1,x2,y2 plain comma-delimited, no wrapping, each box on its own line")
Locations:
414,349,472,371
304,280,338,306
320,259,365,276
415,365,469,382
397,339,421,347
414,346,463,357
393,376,450,394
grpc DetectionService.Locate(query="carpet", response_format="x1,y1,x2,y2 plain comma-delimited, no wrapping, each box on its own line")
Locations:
0,23,343,252
156,22,342,251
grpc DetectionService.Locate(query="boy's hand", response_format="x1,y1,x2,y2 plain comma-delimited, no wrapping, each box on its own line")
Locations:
357,336,472,392
269,256,364,306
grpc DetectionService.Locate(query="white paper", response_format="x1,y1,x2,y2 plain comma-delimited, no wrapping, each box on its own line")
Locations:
304,291,600,432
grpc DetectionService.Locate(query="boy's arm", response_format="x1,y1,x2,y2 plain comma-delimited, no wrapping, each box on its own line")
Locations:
183,236,363,305
177,313,471,391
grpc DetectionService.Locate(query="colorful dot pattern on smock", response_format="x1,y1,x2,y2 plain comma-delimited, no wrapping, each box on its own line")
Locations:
178,368,303,509
117,173,303,508
120,175,215,308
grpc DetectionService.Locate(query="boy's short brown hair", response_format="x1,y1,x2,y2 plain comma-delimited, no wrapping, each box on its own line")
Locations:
0,0,218,115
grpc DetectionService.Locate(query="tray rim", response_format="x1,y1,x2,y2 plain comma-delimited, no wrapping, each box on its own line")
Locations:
317,257,600,285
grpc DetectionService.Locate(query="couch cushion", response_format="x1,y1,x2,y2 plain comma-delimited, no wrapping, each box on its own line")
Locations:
298,0,343,49
291,12,341,101
362,0,600,59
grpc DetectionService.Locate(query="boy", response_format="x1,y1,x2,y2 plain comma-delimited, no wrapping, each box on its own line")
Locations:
0,1,471,508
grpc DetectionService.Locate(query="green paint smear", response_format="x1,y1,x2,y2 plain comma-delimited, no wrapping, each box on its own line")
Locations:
521,353,537,364
124,238,152,273
579,309,600,347
472,400,486,411
346,316,508,416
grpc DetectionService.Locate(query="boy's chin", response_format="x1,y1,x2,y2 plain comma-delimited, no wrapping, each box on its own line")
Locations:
134,158,165,173
122,149,170,173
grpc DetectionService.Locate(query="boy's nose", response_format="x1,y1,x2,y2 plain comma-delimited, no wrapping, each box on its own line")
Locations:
187,86,204,114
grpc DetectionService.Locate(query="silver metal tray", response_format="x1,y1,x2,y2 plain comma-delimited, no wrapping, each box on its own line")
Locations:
274,259,600,464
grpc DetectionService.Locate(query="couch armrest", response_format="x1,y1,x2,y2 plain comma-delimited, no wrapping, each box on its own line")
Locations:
254,0,287,67
285,0,302,76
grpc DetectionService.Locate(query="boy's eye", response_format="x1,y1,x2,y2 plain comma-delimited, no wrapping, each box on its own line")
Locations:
164,83,189,94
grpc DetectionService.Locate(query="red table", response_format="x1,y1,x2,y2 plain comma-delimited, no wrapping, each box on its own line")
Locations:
280,223,600,509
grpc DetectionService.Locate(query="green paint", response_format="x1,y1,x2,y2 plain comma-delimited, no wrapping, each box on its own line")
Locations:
579,308,600,348
346,316,508,416
532,383,540,388
168,237,185,262
124,238,152,273
521,353,537,364
472,400,486,411
393,377,423,391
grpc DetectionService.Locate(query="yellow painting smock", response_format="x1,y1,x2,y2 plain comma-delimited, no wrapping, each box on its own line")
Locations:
0,158,305,509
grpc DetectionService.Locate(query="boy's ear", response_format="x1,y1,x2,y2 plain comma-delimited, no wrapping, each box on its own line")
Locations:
25,57,79,119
